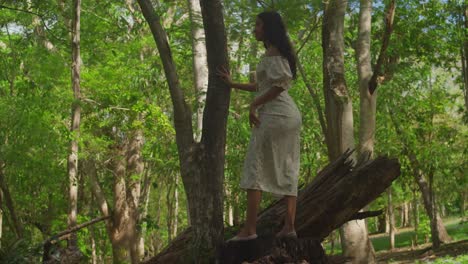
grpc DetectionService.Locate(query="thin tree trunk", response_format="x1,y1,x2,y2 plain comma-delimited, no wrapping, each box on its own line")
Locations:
461,3,468,120
412,188,419,246
225,185,234,226
166,177,174,242
377,211,386,234
126,129,144,262
111,142,132,263
356,0,376,165
388,188,395,250
385,211,390,233
403,202,410,227
389,109,452,246
0,164,23,238
233,195,241,226
67,0,81,250
330,230,336,255
188,0,208,142
322,0,355,161
173,175,179,238
462,190,466,220
137,164,152,257
90,226,97,264
410,155,451,246
428,168,441,249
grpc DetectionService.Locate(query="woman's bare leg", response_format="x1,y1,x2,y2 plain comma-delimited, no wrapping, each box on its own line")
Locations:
277,195,297,235
237,189,262,236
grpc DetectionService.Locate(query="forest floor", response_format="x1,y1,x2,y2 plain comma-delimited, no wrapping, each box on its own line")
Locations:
375,239,468,263
327,218,468,263
371,218,468,264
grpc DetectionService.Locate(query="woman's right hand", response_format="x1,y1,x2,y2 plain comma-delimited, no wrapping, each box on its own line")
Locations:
216,65,233,87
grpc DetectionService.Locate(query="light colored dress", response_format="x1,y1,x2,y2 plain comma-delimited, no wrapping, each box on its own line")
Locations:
239,54,302,197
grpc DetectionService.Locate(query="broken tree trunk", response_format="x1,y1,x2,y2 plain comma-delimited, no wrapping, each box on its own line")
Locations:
142,150,400,264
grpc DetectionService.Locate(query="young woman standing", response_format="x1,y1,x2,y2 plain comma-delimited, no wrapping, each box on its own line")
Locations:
218,11,301,241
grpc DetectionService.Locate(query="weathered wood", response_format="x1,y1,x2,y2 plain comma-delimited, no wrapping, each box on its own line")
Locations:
219,236,327,264
142,150,400,263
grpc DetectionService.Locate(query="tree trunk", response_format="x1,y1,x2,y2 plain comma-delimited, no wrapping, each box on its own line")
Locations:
322,1,375,263
111,142,133,264
188,0,208,142
412,188,419,246
322,0,355,161
403,202,410,227
377,211,386,234
90,226,97,264
408,153,451,246
137,0,230,260
126,129,145,262
137,165,152,257
67,0,81,252
173,175,179,239
0,164,23,238
461,3,468,120
0,205,2,248
388,105,452,247
356,0,376,165
233,195,241,227
462,190,466,221
85,148,139,264
387,188,395,250
195,0,230,253
166,177,174,242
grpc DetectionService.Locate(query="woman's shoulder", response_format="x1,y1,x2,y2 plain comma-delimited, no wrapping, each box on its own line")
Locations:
260,54,288,65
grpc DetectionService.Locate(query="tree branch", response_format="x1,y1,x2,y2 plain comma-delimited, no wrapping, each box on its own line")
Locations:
137,0,194,149
347,210,383,221
0,4,68,41
43,215,111,245
369,0,396,95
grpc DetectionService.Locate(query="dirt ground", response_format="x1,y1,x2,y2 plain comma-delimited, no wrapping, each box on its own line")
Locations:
375,239,468,263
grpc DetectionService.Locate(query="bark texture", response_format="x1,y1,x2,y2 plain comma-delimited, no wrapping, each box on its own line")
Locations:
188,0,208,142
137,0,230,260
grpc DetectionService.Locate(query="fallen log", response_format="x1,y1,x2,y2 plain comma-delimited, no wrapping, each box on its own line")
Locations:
142,150,400,264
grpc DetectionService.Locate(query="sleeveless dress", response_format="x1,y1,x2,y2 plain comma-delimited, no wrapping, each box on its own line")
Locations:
239,54,302,197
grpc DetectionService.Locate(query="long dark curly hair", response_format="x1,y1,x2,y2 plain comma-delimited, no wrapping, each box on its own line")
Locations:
257,11,297,79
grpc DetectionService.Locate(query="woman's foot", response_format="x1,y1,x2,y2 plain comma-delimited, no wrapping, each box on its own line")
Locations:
227,227,257,242
275,226,297,238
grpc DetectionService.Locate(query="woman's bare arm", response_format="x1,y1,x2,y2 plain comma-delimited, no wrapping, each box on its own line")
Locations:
248,86,284,127
216,66,257,92
250,86,283,108
231,82,257,92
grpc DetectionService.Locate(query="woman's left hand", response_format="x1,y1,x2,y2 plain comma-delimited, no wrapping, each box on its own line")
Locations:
249,103,261,128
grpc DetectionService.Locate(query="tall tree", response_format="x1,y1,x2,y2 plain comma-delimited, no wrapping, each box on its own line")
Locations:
461,3,468,121
137,0,230,260
322,0,376,262
387,101,452,248
67,0,81,252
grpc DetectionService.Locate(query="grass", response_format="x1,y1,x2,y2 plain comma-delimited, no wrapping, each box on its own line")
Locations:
412,254,468,264
324,217,468,254
372,218,467,252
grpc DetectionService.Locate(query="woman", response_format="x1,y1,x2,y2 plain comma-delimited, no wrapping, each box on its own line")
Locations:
217,11,302,241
